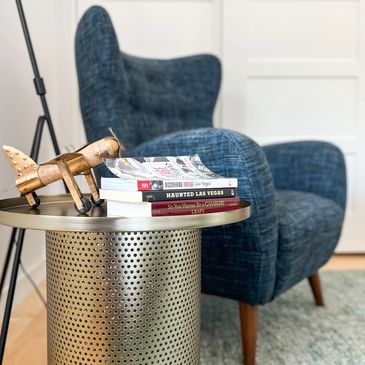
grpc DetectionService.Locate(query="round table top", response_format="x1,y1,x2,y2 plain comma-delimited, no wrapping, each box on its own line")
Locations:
0,194,251,232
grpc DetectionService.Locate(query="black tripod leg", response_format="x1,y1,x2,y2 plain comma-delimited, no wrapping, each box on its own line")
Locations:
0,229,17,301
0,229,25,364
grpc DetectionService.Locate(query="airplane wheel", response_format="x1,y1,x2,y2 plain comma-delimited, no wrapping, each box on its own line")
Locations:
31,193,41,208
74,196,92,214
91,196,105,206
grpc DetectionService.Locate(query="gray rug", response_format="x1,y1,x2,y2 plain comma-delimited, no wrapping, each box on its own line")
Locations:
201,271,365,365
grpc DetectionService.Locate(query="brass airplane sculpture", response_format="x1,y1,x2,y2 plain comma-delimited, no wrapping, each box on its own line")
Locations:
2,136,121,214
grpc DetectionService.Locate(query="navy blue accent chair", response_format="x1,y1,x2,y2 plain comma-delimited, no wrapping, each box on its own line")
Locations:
76,7,347,365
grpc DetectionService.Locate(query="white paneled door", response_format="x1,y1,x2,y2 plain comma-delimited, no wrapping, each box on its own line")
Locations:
67,0,364,252
222,0,365,252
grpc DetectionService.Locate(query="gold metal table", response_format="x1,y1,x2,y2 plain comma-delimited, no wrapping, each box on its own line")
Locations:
0,194,251,365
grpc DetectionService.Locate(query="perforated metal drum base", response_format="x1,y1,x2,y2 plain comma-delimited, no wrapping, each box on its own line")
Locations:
46,230,201,365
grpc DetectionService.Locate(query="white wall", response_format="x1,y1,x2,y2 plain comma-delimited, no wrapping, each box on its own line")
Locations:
0,0,364,305
0,0,63,308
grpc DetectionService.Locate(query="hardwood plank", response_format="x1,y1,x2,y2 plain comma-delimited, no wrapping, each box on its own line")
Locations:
322,254,365,271
2,282,47,365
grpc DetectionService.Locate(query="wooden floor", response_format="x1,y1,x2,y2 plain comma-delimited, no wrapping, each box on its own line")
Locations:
2,255,365,365
3,282,47,365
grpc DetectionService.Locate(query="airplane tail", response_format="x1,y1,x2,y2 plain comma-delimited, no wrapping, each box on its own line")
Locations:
2,146,39,178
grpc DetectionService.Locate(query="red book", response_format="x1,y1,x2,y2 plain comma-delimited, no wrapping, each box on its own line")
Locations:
107,197,240,217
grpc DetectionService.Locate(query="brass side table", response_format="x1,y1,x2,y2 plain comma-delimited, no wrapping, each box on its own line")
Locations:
0,194,250,365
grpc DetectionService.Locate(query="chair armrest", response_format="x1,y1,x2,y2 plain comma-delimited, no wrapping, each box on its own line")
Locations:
131,127,279,304
263,141,347,210
130,129,275,217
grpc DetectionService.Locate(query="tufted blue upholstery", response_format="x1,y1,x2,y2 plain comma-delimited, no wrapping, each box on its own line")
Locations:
75,6,347,305
76,5,220,181
263,142,347,210
273,190,344,297
131,129,279,304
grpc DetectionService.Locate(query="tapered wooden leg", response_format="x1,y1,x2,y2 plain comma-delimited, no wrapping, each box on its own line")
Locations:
309,271,324,307
239,302,259,365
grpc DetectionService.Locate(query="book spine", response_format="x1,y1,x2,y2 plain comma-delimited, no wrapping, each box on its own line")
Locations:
142,188,237,202
162,178,237,190
136,178,238,191
151,197,240,216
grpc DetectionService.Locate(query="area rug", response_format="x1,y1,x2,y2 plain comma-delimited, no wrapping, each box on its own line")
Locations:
201,271,365,365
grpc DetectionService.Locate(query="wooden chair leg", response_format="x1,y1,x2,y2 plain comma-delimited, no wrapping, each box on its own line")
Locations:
308,271,324,306
239,302,259,365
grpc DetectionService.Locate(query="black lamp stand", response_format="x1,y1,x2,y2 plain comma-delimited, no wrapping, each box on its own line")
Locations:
0,0,67,362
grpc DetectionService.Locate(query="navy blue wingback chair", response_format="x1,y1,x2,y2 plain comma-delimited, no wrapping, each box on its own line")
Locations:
76,7,347,365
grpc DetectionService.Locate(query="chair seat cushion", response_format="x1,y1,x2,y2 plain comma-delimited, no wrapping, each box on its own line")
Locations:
273,189,344,298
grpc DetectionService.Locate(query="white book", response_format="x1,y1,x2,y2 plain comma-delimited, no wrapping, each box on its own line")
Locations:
100,189,145,202
102,155,238,192
107,201,152,217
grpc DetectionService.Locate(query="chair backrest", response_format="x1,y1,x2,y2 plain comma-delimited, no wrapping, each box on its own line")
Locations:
75,6,221,150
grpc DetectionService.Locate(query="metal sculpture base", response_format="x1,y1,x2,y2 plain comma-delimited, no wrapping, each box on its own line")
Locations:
46,230,201,365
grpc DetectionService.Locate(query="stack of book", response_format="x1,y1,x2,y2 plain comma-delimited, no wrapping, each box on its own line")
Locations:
100,155,240,217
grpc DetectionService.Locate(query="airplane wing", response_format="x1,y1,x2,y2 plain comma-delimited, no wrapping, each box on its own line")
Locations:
40,152,84,165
